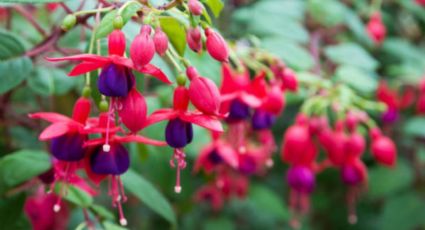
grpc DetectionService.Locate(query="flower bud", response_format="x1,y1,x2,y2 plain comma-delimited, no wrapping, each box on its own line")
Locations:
113,16,124,30
117,88,147,133
186,66,199,80
371,135,396,167
366,12,386,44
61,14,77,31
187,27,202,52
205,28,229,62
345,132,365,158
281,124,311,164
281,68,298,91
72,97,91,124
261,85,285,115
188,0,204,16
130,25,155,68
108,30,126,56
189,76,221,114
153,27,169,56
173,86,190,111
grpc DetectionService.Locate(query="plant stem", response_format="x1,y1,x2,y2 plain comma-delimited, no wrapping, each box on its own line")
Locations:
166,50,183,73
13,5,47,37
74,6,114,16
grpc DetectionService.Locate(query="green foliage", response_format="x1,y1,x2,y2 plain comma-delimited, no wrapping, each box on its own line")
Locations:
159,17,187,56
96,3,142,39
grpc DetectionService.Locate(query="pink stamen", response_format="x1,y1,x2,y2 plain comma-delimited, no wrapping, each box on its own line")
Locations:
170,148,187,193
109,176,127,225
103,98,115,152
347,186,358,224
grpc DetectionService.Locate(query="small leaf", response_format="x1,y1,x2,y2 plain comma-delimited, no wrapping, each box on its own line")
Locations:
103,221,129,230
91,204,115,220
96,2,142,39
0,29,25,60
204,217,235,230
249,184,289,220
368,159,413,199
324,43,379,70
403,117,425,137
0,150,51,194
307,0,347,27
203,0,224,17
57,184,93,208
28,67,77,96
159,16,187,56
121,169,176,226
335,65,377,94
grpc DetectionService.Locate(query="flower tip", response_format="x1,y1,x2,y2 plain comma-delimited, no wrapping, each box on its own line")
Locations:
120,218,128,226
103,144,111,152
174,186,182,193
348,214,357,225
53,204,61,212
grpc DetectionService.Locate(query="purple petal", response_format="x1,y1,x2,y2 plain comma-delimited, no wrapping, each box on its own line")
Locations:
165,118,193,148
97,64,135,97
50,133,86,161
227,99,250,122
90,144,130,175
341,164,362,185
286,165,315,193
251,109,276,130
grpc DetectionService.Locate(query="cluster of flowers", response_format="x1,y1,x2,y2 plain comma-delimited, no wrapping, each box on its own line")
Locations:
194,62,298,209
28,11,231,225
281,111,397,227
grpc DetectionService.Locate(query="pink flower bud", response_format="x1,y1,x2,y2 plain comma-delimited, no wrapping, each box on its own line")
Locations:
117,88,147,133
187,27,202,52
130,25,155,69
72,97,91,124
186,66,199,80
173,86,190,111
189,76,221,114
281,68,298,91
371,135,397,167
366,12,386,44
188,0,204,16
153,27,169,56
205,28,229,62
345,132,366,158
108,29,126,56
261,86,285,115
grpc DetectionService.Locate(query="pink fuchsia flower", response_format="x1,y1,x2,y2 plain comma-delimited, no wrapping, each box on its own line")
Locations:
24,189,69,230
153,27,169,56
83,111,165,226
416,0,425,6
130,25,156,68
29,97,91,162
186,27,202,52
366,12,386,44
188,0,204,15
145,86,223,193
46,29,171,97
205,28,229,62
188,67,221,115
194,137,238,174
117,88,147,133
370,130,397,167
194,184,224,211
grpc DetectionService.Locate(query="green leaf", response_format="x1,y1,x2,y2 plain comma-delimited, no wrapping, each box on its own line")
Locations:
0,193,29,230
28,67,77,96
404,117,425,137
262,38,314,71
324,43,378,70
334,65,377,94
57,184,93,208
368,159,413,199
159,16,187,56
0,30,32,94
121,169,176,225
203,0,224,17
249,184,289,220
0,150,51,194
103,221,129,230
307,0,347,27
378,192,425,230
96,2,142,39
204,217,235,230
91,204,115,220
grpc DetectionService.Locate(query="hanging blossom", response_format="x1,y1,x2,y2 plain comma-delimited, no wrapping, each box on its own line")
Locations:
145,70,223,193
46,27,171,98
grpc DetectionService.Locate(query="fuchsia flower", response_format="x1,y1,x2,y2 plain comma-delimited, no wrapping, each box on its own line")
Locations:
130,25,156,68
146,85,223,193
47,29,171,97
205,28,229,62
25,188,69,230
117,87,147,133
187,27,202,52
366,12,386,45
153,27,169,56
188,0,204,16
417,0,425,6
370,128,397,167
188,66,221,115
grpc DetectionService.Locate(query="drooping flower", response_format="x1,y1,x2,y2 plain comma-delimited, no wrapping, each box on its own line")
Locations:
153,27,169,56
205,28,229,62
47,29,171,97
188,0,204,15
116,87,147,133
186,27,202,52
366,12,386,44
145,85,223,193
130,25,156,68
370,130,397,167
188,67,221,115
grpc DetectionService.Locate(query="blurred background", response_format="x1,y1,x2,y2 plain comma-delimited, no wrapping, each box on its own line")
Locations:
1,0,425,230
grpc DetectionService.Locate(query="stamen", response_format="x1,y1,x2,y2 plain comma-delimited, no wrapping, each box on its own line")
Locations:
171,149,187,193
109,176,128,225
266,158,274,168
104,98,114,151
103,144,111,152
53,204,61,212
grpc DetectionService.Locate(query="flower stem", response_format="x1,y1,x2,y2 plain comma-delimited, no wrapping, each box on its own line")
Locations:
73,6,114,16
